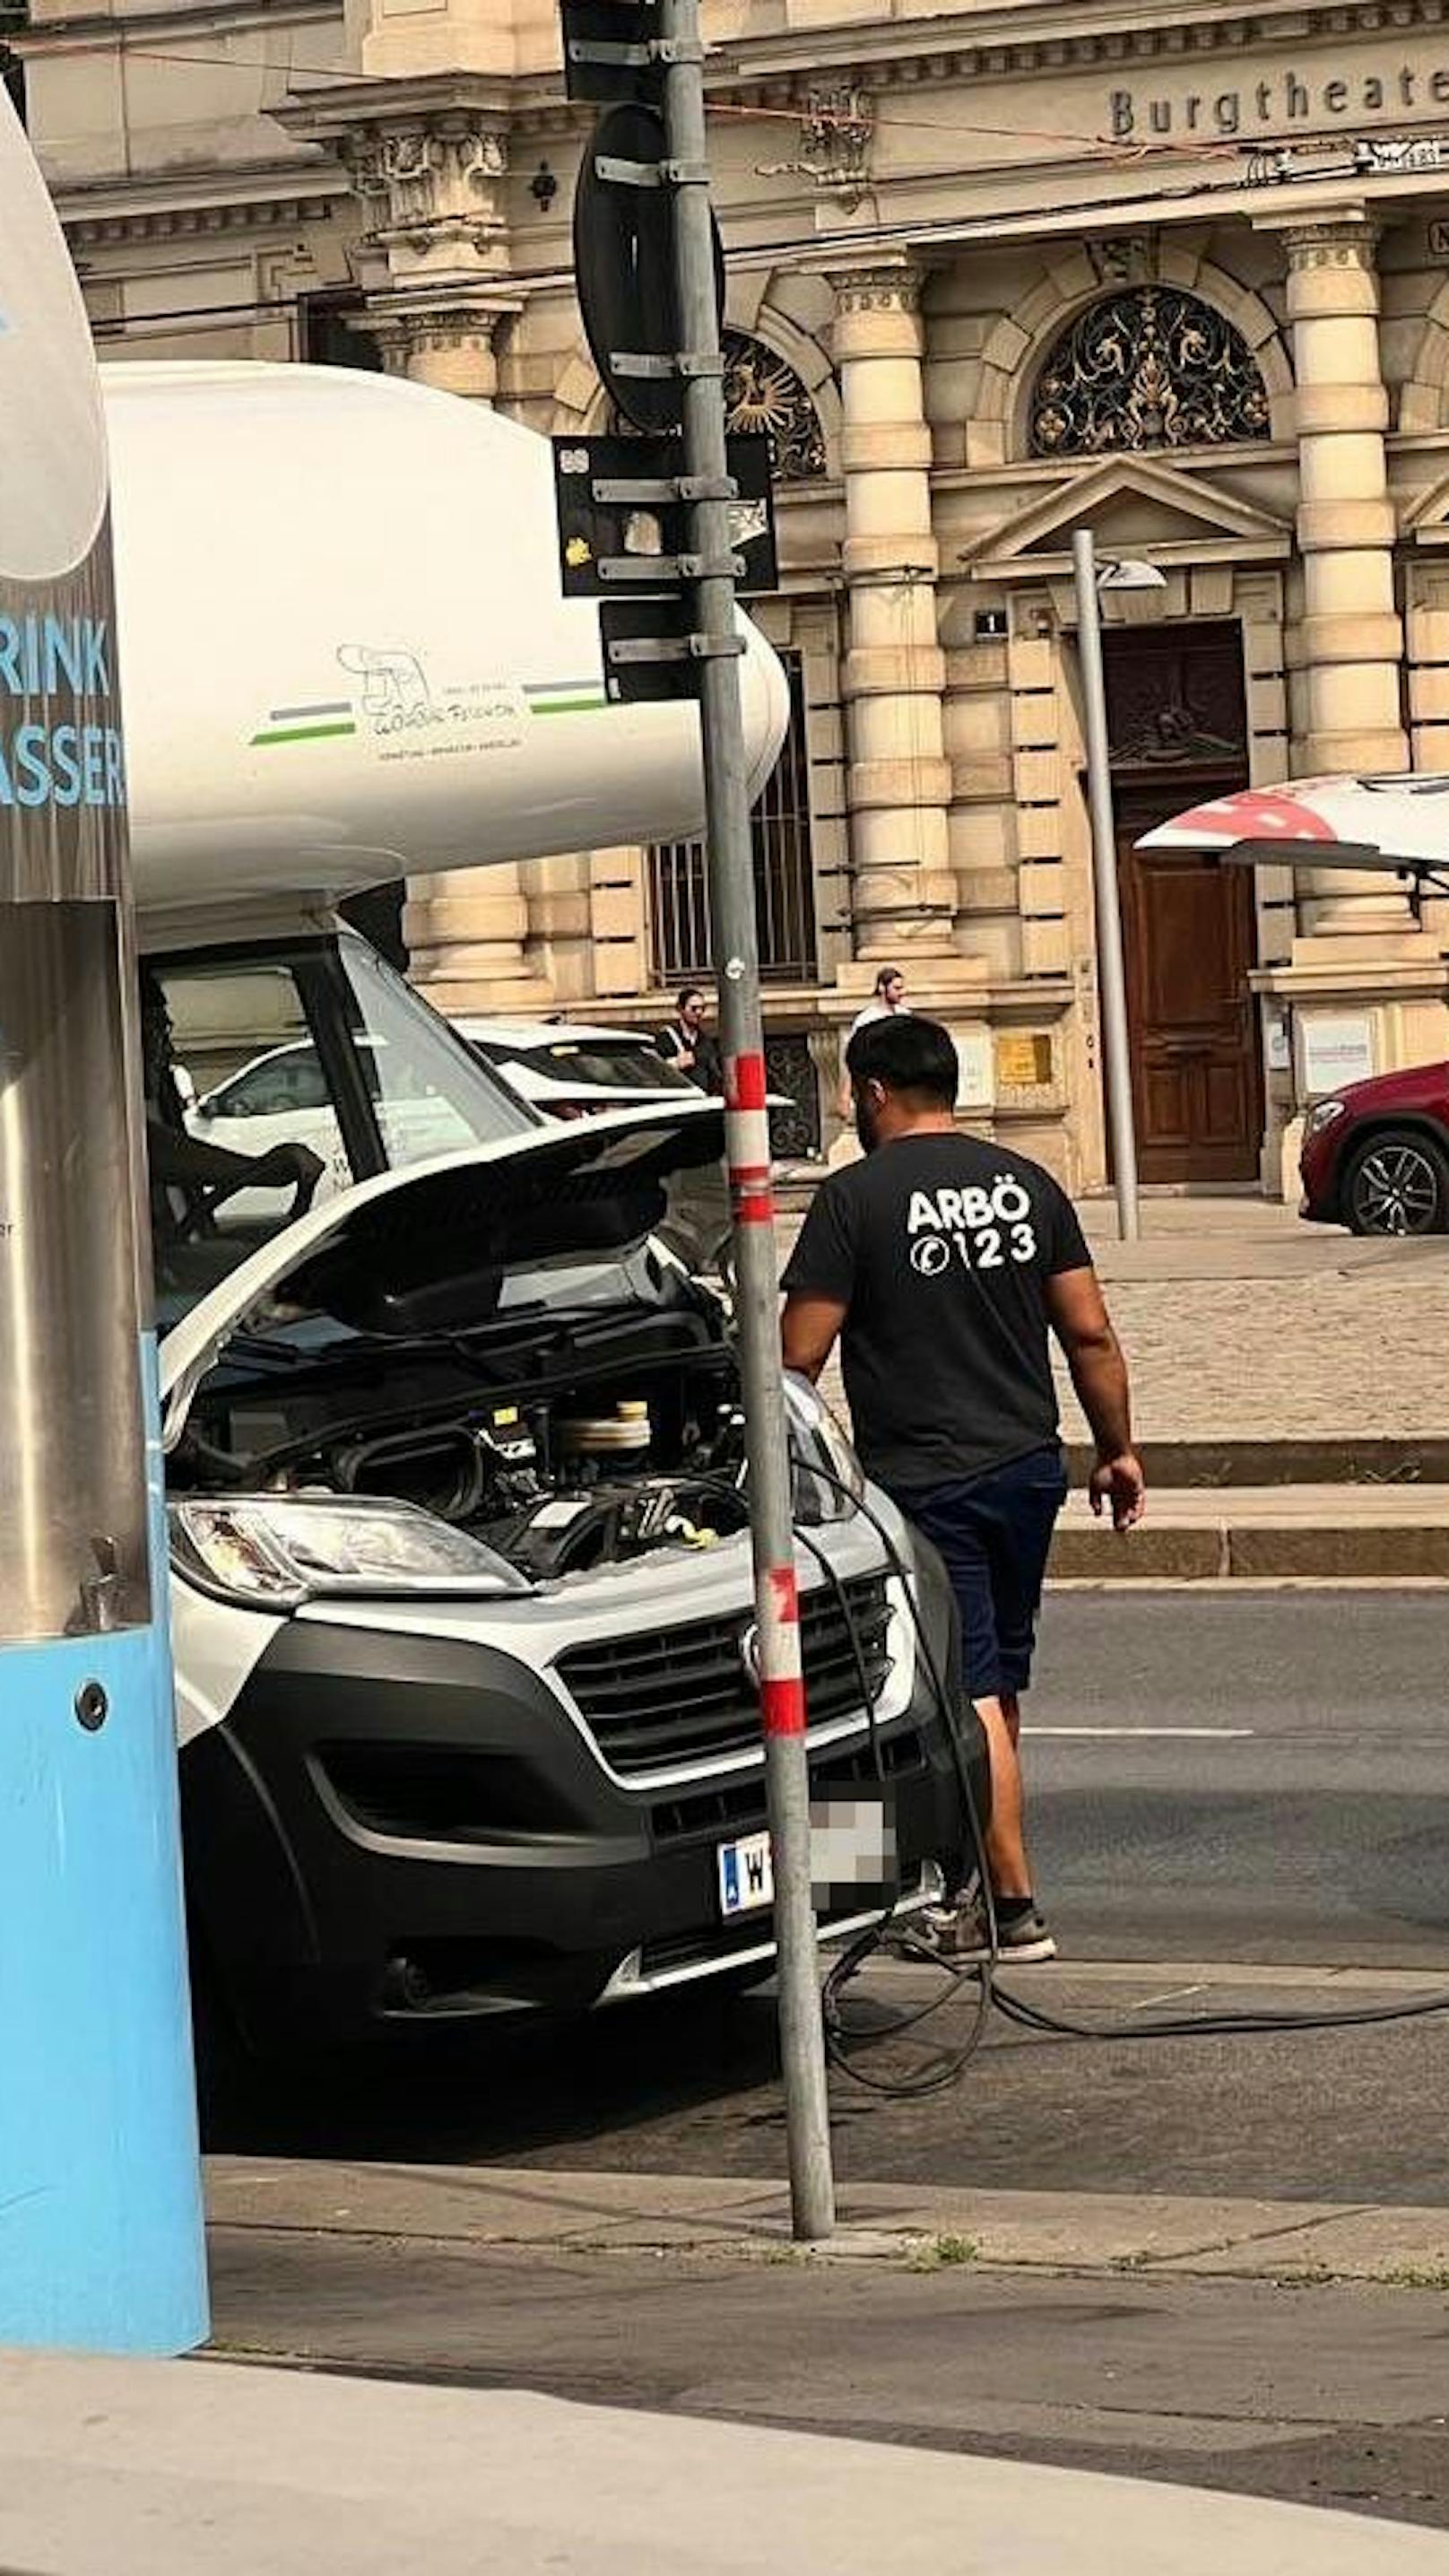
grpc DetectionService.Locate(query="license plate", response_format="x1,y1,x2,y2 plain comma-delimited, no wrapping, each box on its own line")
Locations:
717,1829,774,1919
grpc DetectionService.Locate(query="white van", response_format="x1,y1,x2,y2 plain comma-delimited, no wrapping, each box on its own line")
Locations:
114,361,980,2049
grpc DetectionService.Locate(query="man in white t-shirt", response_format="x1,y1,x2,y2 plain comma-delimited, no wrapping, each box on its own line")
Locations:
849,963,908,1041
835,965,909,1138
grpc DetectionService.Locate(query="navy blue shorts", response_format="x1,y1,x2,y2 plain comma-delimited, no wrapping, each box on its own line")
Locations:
886,1446,1068,1701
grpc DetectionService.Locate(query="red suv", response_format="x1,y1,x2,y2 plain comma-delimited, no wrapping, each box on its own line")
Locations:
1300,1060,1449,1234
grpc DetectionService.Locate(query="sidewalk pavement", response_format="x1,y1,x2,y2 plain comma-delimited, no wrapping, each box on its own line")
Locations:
780,1195,1449,1566
204,2153,1449,2284
5,2346,1445,2576
1072,1197,1449,1447
784,1194,1449,1447
178,2152,1449,2540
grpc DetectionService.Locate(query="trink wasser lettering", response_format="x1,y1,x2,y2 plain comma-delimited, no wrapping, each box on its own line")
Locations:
0,612,126,810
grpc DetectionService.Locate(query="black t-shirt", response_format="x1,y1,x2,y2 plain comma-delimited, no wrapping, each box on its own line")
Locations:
656,1020,720,1094
782,1131,1091,1493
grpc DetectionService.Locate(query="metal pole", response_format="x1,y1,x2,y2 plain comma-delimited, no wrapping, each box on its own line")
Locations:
1072,526,1141,1243
659,0,836,2239
0,91,207,2354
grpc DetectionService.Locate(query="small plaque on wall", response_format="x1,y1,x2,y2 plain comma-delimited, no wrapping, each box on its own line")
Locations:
1301,1011,1375,1096
995,1032,1054,1089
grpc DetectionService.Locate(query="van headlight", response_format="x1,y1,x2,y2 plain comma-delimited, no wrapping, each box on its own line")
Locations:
169,1495,526,1610
784,1371,865,1525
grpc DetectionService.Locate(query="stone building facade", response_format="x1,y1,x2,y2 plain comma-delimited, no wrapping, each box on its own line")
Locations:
18,0,1449,1186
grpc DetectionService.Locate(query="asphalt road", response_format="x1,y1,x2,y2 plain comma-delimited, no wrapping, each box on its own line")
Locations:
208,1588,1449,2204
1026,1589,1449,1968
205,1588,1449,2532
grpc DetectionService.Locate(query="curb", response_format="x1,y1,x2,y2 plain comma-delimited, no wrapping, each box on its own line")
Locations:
1050,1516,1449,1581
1065,1437,1449,1489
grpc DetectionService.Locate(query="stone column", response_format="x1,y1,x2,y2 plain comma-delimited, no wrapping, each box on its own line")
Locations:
1272,210,1410,937
1248,208,1445,1145
830,263,957,962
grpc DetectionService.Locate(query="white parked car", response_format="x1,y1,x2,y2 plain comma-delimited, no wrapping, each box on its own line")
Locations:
185,1033,478,1225
455,1017,701,1119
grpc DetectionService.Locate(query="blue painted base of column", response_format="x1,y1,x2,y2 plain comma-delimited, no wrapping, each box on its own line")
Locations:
0,1616,209,2354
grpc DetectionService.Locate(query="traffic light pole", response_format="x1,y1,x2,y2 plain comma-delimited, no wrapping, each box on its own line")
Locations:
659,0,836,2239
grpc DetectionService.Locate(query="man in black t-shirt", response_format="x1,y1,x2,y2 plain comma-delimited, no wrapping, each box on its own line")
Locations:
782,1014,1143,1963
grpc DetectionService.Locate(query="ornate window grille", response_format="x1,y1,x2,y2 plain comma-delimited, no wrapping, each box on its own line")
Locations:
647,652,818,987
721,332,827,483
609,333,827,481
1028,287,1271,457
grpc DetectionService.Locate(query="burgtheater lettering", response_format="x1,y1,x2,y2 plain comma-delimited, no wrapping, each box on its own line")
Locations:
1110,62,1449,139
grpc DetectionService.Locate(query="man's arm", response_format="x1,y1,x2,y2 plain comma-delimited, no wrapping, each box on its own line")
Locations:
781,1291,848,1385
1044,1265,1145,1531
146,1121,324,1202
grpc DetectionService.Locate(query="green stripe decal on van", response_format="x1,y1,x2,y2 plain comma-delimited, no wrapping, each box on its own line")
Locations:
525,679,607,716
251,720,358,746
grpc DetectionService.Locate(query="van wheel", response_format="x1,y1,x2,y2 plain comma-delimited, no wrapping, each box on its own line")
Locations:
1343,1132,1449,1236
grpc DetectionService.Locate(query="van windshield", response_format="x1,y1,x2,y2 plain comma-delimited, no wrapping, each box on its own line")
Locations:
143,930,536,1328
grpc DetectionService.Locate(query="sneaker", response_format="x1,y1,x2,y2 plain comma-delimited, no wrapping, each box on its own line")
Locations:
917,1897,1057,1965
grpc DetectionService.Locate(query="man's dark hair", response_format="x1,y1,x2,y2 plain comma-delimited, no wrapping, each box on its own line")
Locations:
846,1011,958,1105
677,984,706,1013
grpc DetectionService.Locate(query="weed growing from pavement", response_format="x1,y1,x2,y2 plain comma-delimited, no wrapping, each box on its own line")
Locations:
907,2233,978,2274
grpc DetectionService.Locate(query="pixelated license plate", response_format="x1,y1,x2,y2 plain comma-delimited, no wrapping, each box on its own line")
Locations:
716,1829,774,1919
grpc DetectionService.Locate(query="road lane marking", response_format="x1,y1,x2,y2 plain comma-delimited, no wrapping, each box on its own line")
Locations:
1029,1725,1255,1737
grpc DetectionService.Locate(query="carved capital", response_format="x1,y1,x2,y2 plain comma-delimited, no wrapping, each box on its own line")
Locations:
361,292,513,390
832,265,923,318
1282,219,1380,274
340,113,508,262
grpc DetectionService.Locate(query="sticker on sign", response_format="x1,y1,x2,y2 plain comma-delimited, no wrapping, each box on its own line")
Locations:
717,1829,774,1918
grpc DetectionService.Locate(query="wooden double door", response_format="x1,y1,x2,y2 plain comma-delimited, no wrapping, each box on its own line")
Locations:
1103,627,1262,1187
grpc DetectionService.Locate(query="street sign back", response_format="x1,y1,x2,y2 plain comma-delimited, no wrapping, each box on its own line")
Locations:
560,0,664,104
552,431,777,597
572,99,724,435
599,595,703,703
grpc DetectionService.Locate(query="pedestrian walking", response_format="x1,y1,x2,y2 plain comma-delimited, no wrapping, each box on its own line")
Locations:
850,963,909,1039
656,984,721,1092
782,1013,1144,1962
837,964,909,1125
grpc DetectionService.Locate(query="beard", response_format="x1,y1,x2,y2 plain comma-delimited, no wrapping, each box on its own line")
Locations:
854,1092,880,1153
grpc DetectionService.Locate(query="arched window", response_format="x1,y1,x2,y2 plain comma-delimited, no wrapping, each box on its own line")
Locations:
1028,287,1271,457
722,332,827,482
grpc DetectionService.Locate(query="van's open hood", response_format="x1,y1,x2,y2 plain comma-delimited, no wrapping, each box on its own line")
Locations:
158,1096,726,1442
1137,774,1449,859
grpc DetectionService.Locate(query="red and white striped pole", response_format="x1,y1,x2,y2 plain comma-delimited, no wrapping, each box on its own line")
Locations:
664,0,836,2237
